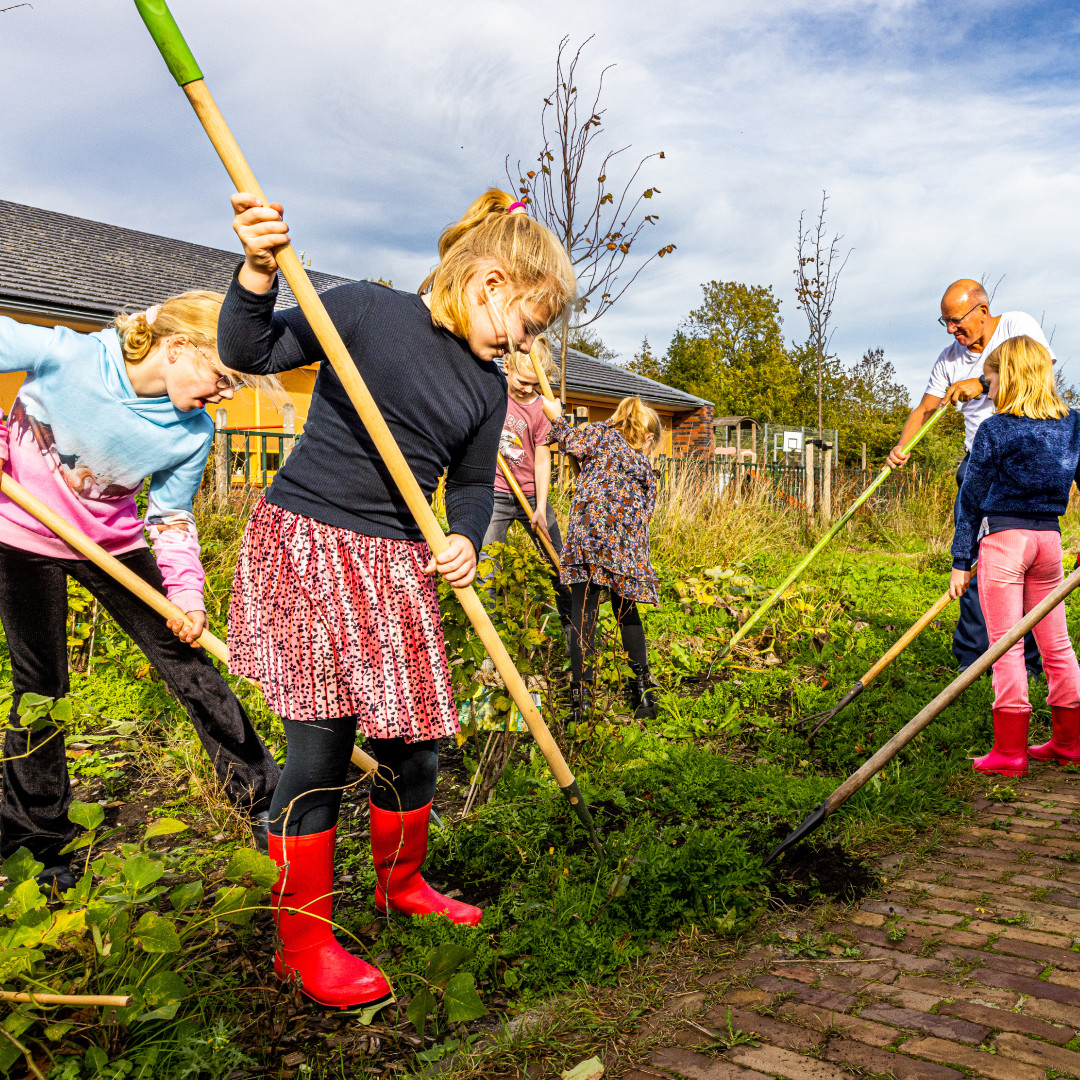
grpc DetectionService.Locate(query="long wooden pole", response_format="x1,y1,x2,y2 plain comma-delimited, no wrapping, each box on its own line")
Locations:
0,473,378,777
765,562,1080,865
133,0,602,855
805,564,978,738
523,347,579,480
0,991,133,1008
710,406,948,671
495,453,560,570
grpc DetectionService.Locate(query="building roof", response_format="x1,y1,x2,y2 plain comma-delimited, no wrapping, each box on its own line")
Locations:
0,200,351,321
0,200,708,411
713,415,761,428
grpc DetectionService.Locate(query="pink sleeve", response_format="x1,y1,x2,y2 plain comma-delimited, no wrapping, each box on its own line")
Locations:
0,409,8,465
148,518,206,614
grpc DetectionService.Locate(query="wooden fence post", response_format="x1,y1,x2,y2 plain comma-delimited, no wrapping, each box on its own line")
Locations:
282,402,295,465
822,442,832,525
861,442,867,471
214,408,228,507
804,441,815,520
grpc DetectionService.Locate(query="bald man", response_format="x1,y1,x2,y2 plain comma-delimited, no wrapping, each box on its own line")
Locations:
888,280,1054,674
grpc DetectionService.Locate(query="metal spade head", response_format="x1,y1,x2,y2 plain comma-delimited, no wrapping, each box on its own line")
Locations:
763,800,830,866
560,779,606,861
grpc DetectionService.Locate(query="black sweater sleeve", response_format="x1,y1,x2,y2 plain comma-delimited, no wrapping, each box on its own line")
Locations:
217,266,371,375
444,398,502,556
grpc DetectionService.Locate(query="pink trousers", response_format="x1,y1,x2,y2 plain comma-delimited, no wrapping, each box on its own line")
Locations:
979,530,1080,711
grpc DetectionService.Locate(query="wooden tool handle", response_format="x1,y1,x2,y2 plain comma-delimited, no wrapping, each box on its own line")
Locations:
861,565,977,689
182,80,578,792
496,453,561,570
0,474,382,777
0,991,133,1007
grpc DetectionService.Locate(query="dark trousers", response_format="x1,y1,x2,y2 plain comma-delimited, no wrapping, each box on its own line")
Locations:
268,716,438,836
0,544,280,865
953,455,1043,675
481,492,573,632
569,580,649,684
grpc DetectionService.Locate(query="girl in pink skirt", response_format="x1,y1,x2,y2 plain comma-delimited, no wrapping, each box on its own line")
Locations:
950,335,1080,777
220,189,575,1008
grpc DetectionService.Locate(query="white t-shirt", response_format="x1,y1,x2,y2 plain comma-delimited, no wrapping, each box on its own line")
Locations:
924,311,1055,451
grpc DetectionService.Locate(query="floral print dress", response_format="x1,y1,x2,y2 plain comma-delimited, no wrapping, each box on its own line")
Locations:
547,417,659,604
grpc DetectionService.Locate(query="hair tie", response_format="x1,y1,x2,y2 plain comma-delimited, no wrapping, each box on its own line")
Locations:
144,304,162,327
507,201,528,215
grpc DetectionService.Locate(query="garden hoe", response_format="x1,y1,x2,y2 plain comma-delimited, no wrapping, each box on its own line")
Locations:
707,405,948,675
134,0,605,859
764,561,1080,866
520,345,580,479
0,473,381,778
802,563,978,739
496,451,561,570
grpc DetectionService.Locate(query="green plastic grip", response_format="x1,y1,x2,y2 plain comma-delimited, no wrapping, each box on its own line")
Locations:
134,0,203,86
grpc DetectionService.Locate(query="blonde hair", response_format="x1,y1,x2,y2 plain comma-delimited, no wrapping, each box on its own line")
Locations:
419,189,576,341
114,290,281,398
610,396,662,453
984,335,1068,420
506,333,556,380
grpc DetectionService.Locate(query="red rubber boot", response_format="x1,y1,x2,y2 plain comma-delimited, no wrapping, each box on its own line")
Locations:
370,801,482,925
269,829,392,1008
1029,704,1080,765
973,706,1030,777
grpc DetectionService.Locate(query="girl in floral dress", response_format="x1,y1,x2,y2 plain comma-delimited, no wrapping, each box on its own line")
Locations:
541,395,662,720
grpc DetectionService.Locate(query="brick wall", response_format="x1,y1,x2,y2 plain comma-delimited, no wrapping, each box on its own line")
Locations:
671,404,715,457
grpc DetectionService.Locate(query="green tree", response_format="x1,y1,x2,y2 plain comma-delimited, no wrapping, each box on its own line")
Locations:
833,348,911,464
626,336,663,380
662,282,799,421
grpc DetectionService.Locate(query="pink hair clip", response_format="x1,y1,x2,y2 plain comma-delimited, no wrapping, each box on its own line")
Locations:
507,201,528,215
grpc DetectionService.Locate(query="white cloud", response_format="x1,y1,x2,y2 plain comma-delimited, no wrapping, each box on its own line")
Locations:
2,0,1079,408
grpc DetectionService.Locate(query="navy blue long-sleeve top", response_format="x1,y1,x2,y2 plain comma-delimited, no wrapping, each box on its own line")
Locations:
217,271,507,555
952,410,1080,570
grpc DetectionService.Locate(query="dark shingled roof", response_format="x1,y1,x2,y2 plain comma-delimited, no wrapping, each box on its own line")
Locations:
0,200,351,319
0,200,708,411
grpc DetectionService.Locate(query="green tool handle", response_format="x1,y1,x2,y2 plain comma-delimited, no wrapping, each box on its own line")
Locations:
721,406,947,658
134,0,203,85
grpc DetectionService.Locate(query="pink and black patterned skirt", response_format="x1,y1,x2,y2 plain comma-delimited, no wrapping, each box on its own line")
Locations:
228,499,458,739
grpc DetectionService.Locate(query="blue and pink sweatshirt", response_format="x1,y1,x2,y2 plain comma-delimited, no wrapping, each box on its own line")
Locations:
0,317,212,613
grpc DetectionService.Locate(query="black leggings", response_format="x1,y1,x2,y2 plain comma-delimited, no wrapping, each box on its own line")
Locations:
0,544,280,866
569,580,648,684
268,716,439,836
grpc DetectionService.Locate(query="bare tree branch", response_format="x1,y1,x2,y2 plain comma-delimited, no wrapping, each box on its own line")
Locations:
506,35,674,404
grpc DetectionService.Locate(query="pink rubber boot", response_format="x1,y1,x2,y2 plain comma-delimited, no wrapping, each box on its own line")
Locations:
370,801,482,926
973,706,1030,777
1029,704,1080,765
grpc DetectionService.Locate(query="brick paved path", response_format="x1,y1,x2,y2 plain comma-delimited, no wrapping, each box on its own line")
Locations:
626,769,1080,1080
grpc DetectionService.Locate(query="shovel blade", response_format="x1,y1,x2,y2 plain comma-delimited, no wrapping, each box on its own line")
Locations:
560,779,606,861
763,800,830,866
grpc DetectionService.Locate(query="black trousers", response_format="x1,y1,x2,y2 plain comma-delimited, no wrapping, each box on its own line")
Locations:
568,580,649,684
268,716,438,836
0,544,280,865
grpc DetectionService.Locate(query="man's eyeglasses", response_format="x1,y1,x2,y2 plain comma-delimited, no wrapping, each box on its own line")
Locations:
191,342,239,391
938,302,984,329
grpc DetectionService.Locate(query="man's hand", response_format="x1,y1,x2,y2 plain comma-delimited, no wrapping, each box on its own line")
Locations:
425,533,477,588
167,610,206,646
949,568,971,600
886,445,911,469
942,377,984,406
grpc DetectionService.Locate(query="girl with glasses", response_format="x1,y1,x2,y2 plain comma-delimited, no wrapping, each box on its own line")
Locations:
0,293,282,893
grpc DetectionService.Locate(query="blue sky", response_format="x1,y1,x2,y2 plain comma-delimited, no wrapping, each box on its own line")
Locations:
3,0,1079,405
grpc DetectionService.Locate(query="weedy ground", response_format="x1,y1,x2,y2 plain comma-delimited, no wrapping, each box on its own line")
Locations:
2,472,1079,1079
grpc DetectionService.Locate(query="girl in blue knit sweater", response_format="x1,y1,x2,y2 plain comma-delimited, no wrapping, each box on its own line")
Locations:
949,335,1080,776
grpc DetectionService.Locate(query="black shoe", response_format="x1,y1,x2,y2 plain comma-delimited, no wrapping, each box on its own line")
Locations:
249,810,270,853
628,665,658,720
568,682,593,726
37,865,76,898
